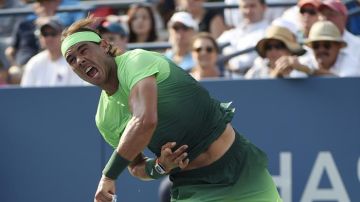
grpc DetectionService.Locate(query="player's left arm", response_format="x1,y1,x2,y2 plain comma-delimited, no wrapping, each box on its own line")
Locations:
128,143,189,181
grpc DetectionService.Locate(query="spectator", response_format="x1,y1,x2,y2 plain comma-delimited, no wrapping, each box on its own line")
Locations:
318,0,360,66
0,0,26,83
224,0,287,28
127,3,158,43
98,21,128,53
245,25,307,79
280,0,320,42
164,11,197,72
218,0,269,78
301,20,360,77
176,0,227,38
190,32,221,80
20,18,84,87
297,0,321,40
5,0,62,84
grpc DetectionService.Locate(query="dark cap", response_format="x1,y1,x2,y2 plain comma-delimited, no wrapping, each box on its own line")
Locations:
38,17,64,33
99,21,128,37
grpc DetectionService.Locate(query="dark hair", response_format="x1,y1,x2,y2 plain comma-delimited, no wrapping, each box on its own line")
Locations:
61,16,120,57
127,3,158,43
192,32,220,53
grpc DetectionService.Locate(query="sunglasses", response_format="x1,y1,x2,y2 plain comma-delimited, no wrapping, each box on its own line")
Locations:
264,43,286,51
41,31,59,37
193,46,215,53
172,25,191,32
300,8,317,16
312,41,332,50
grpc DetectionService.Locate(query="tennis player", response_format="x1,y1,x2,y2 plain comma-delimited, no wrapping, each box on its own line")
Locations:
61,17,282,202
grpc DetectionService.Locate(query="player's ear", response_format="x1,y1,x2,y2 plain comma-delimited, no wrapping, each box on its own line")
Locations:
99,39,111,53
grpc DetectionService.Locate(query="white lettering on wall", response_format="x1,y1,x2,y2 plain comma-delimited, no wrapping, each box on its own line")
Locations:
300,151,350,202
273,152,292,202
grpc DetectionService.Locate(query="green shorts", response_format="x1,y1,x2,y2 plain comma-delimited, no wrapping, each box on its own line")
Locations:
169,131,282,202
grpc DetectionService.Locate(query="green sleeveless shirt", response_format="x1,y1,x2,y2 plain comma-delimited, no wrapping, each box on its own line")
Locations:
95,49,234,162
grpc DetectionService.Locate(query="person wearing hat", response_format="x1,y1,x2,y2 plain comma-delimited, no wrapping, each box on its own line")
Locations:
297,0,321,39
279,0,320,45
164,11,198,72
20,17,85,87
245,25,310,79
98,21,128,53
302,20,360,77
318,0,360,67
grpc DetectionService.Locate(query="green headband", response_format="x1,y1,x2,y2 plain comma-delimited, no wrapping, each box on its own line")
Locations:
61,31,101,56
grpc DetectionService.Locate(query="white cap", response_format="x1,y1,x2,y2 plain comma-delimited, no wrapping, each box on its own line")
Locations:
168,12,198,31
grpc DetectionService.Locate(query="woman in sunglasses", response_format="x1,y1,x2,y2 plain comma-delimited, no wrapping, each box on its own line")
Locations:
190,32,222,81
245,24,310,79
298,0,321,40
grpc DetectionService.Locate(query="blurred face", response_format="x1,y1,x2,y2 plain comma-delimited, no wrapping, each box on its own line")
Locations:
310,41,342,69
130,7,152,36
239,0,266,23
192,38,217,68
264,39,291,66
299,4,319,36
64,40,113,86
39,26,61,52
169,22,195,48
102,33,128,52
176,0,203,14
319,7,346,34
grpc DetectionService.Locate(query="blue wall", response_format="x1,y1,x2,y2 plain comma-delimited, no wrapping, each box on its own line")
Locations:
0,78,359,202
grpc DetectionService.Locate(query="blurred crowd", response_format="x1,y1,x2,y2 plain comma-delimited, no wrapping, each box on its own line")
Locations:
0,0,359,87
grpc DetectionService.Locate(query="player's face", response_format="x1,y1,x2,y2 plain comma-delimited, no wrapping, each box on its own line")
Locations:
64,41,112,86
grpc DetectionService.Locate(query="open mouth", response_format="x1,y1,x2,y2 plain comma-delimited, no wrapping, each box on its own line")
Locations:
85,66,99,78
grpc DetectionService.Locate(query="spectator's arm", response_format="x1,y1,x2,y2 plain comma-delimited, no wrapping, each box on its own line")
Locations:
210,14,228,39
5,46,16,66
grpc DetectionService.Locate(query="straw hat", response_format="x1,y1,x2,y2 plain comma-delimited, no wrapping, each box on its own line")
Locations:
256,25,305,58
305,20,347,47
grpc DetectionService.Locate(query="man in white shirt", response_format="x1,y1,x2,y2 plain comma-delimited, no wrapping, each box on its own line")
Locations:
218,0,269,78
301,20,360,77
224,0,287,28
21,17,85,87
318,0,360,68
